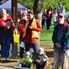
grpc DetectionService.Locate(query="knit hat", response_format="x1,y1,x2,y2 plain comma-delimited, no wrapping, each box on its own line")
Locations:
38,48,44,53
26,51,32,58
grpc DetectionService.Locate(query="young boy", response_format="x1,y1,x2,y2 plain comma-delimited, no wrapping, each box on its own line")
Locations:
33,48,49,69
18,51,32,68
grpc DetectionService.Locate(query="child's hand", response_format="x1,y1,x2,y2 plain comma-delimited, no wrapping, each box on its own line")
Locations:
23,62,26,65
37,60,41,63
21,62,25,65
40,60,43,62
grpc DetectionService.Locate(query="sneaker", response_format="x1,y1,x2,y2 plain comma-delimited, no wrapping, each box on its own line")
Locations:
18,58,21,62
6,58,10,61
2,58,6,61
49,26,51,28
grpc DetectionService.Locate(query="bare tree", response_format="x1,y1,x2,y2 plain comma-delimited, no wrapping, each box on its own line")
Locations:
33,0,43,46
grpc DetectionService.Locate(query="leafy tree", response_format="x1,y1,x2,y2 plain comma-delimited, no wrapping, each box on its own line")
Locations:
19,0,34,9
18,0,69,12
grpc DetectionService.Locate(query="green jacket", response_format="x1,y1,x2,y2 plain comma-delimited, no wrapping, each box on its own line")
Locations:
52,22,69,51
20,57,32,64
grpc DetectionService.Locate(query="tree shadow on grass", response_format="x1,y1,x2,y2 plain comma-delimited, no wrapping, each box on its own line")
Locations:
45,51,54,58
0,60,17,63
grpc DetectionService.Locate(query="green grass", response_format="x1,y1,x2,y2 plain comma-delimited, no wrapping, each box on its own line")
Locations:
40,21,54,42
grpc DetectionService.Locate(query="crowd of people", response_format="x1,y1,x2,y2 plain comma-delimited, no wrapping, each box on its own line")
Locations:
0,1,69,69
42,2,66,30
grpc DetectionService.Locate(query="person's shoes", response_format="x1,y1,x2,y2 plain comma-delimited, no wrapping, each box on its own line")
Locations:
49,26,51,28
6,58,10,61
18,58,21,62
2,58,6,61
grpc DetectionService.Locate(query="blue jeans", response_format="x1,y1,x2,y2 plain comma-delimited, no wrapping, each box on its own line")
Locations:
25,43,38,54
18,62,30,68
50,20,52,27
1,32,11,58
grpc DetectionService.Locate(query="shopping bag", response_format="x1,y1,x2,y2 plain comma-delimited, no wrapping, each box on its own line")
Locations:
13,34,19,43
20,41,25,48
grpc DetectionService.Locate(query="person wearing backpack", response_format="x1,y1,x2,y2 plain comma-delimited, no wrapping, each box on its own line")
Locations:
52,13,69,69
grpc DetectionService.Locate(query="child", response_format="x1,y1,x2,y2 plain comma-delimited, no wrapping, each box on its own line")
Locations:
18,51,32,68
18,12,27,62
42,15,45,29
33,48,49,69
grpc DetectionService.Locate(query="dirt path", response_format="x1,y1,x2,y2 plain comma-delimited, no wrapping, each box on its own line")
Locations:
0,42,54,68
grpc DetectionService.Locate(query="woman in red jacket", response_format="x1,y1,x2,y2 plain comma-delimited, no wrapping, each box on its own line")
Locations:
23,11,42,54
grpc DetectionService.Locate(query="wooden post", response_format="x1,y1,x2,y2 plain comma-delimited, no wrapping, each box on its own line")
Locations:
11,0,18,56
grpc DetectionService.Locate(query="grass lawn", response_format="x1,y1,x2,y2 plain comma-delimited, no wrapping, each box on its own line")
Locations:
40,21,54,42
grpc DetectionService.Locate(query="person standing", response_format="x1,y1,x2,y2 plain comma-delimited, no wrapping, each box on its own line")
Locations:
56,2,65,14
22,11,42,54
52,13,69,69
18,12,27,62
18,10,23,19
52,10,58,27
45,6,53,30
42,9,47,29
0,9,15,61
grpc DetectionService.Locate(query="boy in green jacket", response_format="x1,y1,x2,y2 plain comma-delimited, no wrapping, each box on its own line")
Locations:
18,51,32,68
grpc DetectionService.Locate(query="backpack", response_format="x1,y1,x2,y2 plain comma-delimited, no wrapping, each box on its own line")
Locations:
67,15,69,24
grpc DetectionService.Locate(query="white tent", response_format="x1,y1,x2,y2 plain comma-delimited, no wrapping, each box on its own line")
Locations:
0,0,27,11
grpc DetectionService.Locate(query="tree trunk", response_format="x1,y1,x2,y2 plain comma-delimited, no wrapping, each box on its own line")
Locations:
33,0,43,46
11,0,18,56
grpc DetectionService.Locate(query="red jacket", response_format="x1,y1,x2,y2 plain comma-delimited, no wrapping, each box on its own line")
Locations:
18,20,25,35
45,10,53,20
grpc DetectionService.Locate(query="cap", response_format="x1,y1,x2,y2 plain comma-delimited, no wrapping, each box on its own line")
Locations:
59,2,61,4
58,13,64,17
22,12,27,16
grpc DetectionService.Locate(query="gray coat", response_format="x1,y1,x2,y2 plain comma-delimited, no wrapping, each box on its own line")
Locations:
33,52,48,62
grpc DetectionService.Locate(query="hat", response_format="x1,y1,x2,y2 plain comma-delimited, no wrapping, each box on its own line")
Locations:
38,48,44,53
22,12,27,16
58,13,64,17
26,51,32,57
